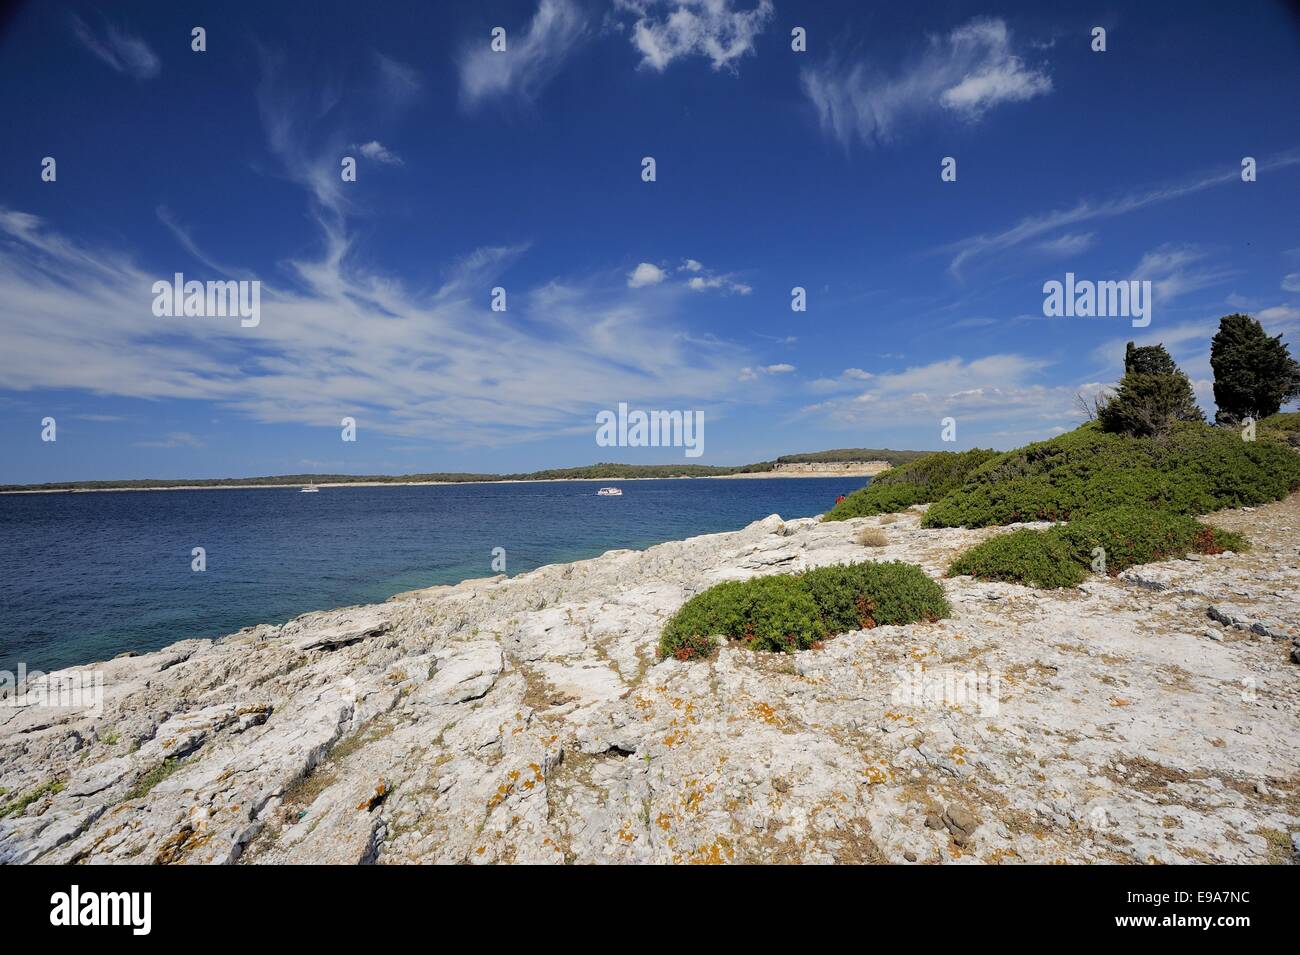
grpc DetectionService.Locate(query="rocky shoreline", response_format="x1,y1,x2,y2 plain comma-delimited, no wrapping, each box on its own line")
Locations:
2,495,1298,864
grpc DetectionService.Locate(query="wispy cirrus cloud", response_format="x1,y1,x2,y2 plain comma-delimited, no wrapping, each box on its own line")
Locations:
69,14,160,80
0,48,762,450
1130,244,1235,304
617,0,774,72
801,18,1049,150
0,206,762,448
945,152,1300,278
458,0,588,109
1035,232,1095,257
374,53,421,104
134,431,204,449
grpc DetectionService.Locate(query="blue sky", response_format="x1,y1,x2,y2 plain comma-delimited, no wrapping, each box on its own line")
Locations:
2,0,1299,483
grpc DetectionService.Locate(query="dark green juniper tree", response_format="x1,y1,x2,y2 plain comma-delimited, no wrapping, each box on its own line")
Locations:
1098,342,1203,437
1209,313,1300,424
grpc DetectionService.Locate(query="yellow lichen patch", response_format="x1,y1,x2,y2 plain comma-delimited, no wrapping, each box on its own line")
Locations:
1109,697,1132,707
951,746,967,766
656,812,673,831
487,780,515,811
688,836,735,865
753,701,785,727
617,822,637,843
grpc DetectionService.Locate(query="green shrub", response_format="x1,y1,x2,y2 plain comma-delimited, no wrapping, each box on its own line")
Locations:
658,561,950,660
923,422,1300,528
803,562,951,630
1259,411,1300,449
1054,507,1248,573
947,508,1249,589
946,529,1087,588
824,448,998,521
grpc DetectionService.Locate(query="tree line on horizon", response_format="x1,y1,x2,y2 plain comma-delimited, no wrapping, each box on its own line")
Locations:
0,450,927,493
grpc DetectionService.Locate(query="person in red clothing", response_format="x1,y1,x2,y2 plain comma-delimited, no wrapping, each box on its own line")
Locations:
835,494,847,504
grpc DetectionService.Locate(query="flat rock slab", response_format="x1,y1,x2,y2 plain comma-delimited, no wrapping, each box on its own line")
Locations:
3,496,1299,865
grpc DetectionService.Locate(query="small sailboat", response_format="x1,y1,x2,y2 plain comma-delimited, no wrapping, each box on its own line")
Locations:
300,483,320,493
596,487,622,496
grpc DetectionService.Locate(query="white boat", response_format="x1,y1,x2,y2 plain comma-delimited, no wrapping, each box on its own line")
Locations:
596,487,622,496
300,483,320,493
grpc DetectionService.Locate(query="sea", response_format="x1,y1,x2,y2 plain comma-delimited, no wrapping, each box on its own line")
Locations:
0,476,868,674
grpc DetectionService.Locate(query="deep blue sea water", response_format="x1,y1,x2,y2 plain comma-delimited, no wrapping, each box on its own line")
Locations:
0,477,867,673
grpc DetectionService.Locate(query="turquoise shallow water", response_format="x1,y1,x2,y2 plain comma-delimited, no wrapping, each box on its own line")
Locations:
0,476,868,673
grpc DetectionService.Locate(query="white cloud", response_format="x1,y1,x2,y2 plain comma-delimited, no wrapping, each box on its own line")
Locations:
1282,272,1300,293
738,362,794,381
70,15,160,80
802,354,1074,428
628,262,667,287
458,0,587,108
1259,304,1300,325
809,367,875,393
801,18,1049,149
620,0,774,72
680,259,751,294
356,141,404,166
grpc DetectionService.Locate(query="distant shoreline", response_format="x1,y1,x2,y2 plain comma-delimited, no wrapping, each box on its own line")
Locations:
0,466,887,495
